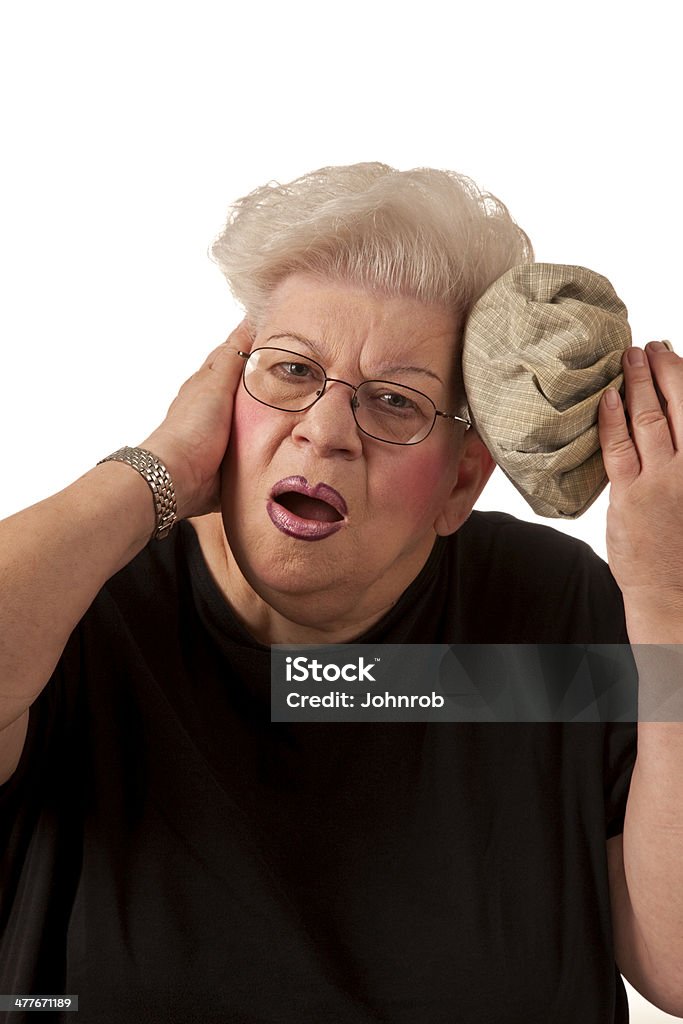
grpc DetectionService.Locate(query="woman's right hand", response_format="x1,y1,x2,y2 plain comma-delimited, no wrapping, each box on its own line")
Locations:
141,321,252,521
0,321,252,756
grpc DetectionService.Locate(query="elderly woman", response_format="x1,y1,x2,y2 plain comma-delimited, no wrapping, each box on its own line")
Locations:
1,163,682,1024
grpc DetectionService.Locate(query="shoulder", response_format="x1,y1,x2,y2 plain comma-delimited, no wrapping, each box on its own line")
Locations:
460,508,597,558
457,509,612,581
449,511,627,643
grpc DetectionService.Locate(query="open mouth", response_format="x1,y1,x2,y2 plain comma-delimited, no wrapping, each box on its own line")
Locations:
267,476,348,541
275,492,343,523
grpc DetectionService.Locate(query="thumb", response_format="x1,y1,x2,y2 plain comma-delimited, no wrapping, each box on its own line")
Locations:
599,388,641,488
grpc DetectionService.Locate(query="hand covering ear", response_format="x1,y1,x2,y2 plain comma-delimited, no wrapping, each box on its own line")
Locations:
462,263,631,518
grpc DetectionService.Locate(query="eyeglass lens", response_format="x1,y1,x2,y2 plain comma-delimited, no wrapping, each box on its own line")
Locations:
243,348,436,444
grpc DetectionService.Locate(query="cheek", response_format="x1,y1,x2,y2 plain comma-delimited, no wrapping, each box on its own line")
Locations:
229,392,271,451
221,398,277,514
373,448,457,522
222,398,282,538
224,393,286,479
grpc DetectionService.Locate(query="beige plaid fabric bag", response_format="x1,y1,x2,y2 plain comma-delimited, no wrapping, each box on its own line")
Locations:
462,263,631,519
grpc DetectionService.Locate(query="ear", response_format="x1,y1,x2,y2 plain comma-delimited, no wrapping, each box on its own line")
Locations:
433,430,496,537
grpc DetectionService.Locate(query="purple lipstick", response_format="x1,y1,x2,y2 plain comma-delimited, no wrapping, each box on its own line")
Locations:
267,476,348,541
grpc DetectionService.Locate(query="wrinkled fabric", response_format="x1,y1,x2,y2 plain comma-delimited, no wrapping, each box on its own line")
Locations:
462,263,632,518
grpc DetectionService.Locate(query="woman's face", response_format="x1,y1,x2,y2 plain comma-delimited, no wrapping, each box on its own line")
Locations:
221,274,491,633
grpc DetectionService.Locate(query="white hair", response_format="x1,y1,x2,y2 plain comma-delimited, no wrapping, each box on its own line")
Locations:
210,162,533,327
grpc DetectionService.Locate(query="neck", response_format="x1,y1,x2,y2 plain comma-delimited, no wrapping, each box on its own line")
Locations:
189,514,422,645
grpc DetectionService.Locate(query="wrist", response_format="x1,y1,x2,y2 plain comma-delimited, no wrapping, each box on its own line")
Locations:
87,460,159,555
98,446,177,541
139,432,200,522
622,593,683,645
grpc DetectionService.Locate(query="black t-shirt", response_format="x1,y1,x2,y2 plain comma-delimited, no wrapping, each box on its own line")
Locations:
0,512,636,1023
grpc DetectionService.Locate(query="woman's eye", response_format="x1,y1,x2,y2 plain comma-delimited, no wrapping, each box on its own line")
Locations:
273,362,313,379
378,391,415,411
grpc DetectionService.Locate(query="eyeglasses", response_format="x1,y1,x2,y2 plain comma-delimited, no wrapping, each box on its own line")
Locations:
237,347,470,446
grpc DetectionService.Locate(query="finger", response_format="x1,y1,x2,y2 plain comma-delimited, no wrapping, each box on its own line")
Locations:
191,325,252,402
622,346,675,464
226,318,254,351
197,346,247,406
175,333,247,413
645,340,683,451
599,387,641,487
200,321,252,371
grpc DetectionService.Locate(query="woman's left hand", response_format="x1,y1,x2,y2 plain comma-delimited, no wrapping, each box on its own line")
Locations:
599,342,683,643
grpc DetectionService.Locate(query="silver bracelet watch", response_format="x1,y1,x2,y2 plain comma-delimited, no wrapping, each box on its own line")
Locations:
98,446,177,541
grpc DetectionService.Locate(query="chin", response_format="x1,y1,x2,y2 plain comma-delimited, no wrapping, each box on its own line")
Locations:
226,522,348,598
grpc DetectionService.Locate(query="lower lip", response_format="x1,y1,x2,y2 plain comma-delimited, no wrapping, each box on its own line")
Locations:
266,500,344,541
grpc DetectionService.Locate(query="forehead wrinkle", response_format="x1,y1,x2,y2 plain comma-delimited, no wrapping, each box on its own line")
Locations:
265,331,324,359
264,331,444,386
376,364,443,385
260,275,460,406
263,331,353,375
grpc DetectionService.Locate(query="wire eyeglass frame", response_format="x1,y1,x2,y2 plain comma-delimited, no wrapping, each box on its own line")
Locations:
237,347,471,446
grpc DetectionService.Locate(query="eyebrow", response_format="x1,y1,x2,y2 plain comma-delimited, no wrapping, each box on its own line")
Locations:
265,332,445,385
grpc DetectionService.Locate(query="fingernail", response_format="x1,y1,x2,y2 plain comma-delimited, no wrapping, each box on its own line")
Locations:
604,388,620,409
647,341,668,352
626,347,645,366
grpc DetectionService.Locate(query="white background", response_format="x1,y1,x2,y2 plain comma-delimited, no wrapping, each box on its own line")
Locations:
1,2,681,1019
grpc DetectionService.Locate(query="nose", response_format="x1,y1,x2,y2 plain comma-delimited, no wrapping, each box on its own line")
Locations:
290,380,363,459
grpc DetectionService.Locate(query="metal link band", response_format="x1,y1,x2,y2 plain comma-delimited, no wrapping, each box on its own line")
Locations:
98,446,177,541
